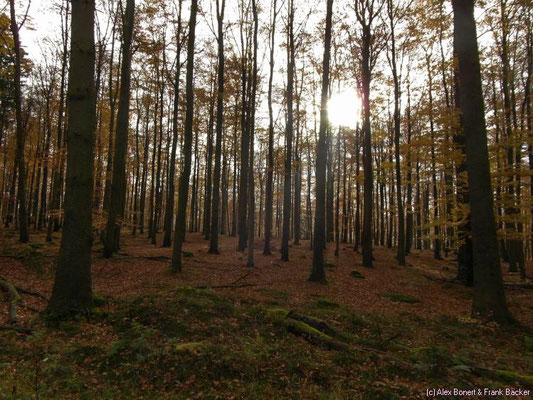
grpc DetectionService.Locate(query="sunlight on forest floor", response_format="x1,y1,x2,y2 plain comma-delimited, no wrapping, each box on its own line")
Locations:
1,230,532,399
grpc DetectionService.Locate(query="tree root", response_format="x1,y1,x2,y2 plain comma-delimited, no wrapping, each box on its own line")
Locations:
0,275,49,302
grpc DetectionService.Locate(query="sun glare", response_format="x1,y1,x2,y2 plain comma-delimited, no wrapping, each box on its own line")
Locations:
328,89,362,129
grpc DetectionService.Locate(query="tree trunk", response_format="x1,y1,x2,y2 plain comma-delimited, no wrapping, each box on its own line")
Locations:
310,0,333,283
281,0,295,261
209,0,226,254
9,0,29,243
171,0,198,272
163,0,183,247
263,0,278,255
47,0,96,317
452,0,511,323
361,23,373,267
103,0,135,257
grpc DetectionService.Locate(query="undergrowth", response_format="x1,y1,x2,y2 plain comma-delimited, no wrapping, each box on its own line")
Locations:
0,286,531,399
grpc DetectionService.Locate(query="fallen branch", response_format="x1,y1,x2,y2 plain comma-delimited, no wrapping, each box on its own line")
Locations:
285,317,350,351
0,324,33,334
469,364,533,389
503,282,533,289
195,282,271,289
287,311,346,338
144,255,172,261
229,270,256,286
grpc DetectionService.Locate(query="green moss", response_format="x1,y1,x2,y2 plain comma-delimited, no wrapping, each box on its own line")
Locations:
524,335,533,353
381,293,421,304
174,341,206,353
316,298,340,308
325,261,336,268
266,308,289,322
285,318,333,341
350,270,365,279
182,251,194,258
92,292,108,307
487,369,533,386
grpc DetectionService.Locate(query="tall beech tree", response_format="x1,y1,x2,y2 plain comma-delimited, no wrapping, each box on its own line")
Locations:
263,0,279,256
8,0,29,243
209,0,226,254
281,0,295,262
353,0,385,268
103,0,135,257
247,0,259,267
309,0,333,283
171,0,198,273
47,0,96,316
386,0,405,265
451,0,511,323
163,0,184,248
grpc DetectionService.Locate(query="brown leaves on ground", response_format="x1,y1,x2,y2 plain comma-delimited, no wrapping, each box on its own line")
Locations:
1,229,532,329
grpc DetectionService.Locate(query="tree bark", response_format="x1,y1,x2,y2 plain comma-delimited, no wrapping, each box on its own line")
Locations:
9,0,29,243
209,0,226,254
103,0,135,257
171,0,198,273
281,0,295,262
310,0,333,283
452,0,511,323
47,0,96,317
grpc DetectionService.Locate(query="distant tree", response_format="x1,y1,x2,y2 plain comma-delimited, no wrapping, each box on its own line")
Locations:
171,0,198,273
309,0,333,283
247,0,259,267
281,0,295,262
263,0,279,256
352,0,385,268
103,0,135,257
209,0,226,254
163,0,184,247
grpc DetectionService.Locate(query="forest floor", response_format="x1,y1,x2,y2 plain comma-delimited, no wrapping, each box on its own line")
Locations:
1,229,533,399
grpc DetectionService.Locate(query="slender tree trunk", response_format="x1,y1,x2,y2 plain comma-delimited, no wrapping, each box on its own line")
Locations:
263,0,278,255
237,21,249,252
209,0,226,254
361,23,373,267
247,0,258,267
171,0,198,272
204,79,216,239
310,0,333,283
281,0,295,261
9,0,29,243
405,83,413,255
103,0,135,257
163,0,183,247
334,128,341,257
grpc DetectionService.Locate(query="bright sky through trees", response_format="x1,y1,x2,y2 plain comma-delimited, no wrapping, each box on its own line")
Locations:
328,89,361,129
